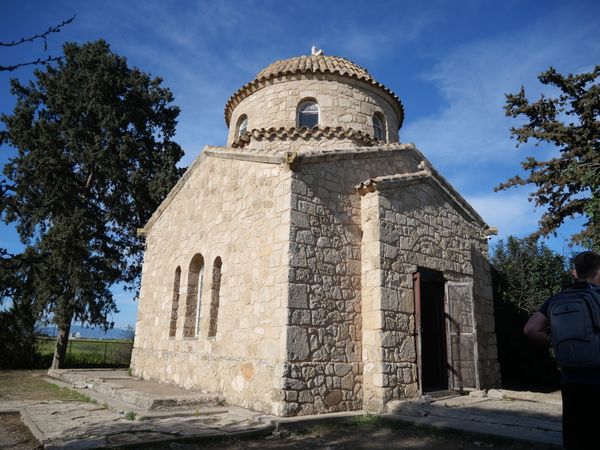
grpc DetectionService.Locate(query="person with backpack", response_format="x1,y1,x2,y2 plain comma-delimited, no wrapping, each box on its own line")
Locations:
524,251,600,449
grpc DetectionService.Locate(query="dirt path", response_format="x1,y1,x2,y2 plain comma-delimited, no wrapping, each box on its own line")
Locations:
0,413,41,450
125,420,557,450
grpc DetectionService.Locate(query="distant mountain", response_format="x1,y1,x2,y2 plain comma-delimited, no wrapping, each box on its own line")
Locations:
39,325,133,340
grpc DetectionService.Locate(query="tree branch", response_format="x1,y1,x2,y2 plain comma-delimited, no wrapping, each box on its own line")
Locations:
0,15,75,49
0,55,64,72
0,15,75,72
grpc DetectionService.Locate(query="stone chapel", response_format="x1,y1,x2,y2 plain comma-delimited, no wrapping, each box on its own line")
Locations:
131,50,501,416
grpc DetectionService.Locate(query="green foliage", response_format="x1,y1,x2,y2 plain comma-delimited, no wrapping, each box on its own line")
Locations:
497,66,600,250
491,236,571,389
0,299,38,368
124,411,137,421
492,236,571,315
348,413,382,427
0,40,184,366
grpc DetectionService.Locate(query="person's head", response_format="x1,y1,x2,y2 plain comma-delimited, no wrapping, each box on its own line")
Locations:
572,251,600,283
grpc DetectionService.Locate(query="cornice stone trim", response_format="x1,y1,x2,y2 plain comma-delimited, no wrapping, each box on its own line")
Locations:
287,143,416,167
139,149,210,236
204,147,284,165
232,126,378,149
356,166,490,230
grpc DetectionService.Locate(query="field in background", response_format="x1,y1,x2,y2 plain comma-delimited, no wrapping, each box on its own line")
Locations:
35,337,132,368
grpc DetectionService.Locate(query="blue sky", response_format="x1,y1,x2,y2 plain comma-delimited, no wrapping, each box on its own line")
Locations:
1,0,599,328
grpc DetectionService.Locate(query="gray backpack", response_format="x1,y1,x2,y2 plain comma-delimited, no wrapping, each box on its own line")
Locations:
548,286,600,369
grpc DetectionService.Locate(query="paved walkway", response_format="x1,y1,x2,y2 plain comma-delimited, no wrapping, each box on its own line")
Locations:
385,389,562,447
21,401,270,449
5,369,564,449
10,369,272,449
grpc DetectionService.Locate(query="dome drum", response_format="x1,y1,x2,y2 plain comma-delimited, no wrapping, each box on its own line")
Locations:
225,55,404,149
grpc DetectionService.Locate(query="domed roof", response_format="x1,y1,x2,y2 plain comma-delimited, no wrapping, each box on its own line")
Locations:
224,54,404,127
256,54,372,81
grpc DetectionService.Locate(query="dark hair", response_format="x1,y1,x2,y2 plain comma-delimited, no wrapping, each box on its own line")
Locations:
573,251,600,280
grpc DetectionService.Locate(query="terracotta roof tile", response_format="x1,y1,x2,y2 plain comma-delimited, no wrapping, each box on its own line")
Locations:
231,126,378,149
225,55,403,127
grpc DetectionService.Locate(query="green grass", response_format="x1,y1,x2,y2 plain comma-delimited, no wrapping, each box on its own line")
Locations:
0,370,94,402
348,413,383,427
124,411,137,421
35,337,132,368
47,382,95,403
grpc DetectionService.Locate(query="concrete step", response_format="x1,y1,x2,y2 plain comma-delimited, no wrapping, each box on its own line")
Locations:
47,369,224,411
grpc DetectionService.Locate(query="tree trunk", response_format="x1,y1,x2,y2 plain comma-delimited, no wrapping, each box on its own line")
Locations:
51,321,72,369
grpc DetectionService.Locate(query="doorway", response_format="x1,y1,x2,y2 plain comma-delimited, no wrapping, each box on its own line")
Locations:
414,268,448,393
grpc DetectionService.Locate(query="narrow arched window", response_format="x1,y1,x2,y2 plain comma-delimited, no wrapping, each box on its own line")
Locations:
183,253,204,337
373,113,385,142
297,100,319,128
169,266,181,338
208,257,222,338
236,114,248,138
195,265,205,336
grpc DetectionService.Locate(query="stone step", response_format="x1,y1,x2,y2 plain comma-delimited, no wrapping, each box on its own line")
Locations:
47,369,224,411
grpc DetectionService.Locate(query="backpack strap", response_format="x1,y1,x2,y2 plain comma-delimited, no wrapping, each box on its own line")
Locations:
576,286,600,332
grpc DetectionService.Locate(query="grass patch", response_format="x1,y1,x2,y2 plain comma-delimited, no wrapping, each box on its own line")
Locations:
348,413,383,427
0,370,93,402
47,382,94,403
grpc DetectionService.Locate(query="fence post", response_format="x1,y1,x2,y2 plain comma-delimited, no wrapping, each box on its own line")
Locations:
104,341,108,365
69,339,72,357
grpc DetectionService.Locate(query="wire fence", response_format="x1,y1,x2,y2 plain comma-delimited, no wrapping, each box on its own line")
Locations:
35,337,133,367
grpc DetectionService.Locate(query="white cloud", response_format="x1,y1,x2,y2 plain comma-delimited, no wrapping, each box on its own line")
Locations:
402,14,600,172
466,190,542,239
316,13,435,62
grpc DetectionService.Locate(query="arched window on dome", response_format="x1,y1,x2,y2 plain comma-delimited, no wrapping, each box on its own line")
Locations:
297,100,319,129
236,114,248,138
373,113,386,142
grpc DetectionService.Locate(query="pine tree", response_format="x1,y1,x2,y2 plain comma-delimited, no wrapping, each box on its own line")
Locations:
497,66,600,250
1,40,184,368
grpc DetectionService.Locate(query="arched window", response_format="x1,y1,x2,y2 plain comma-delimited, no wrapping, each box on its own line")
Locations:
183,254,204,337
297,100,319,128
169,266,181,338
208,257,222,338
236,114,248,138
373,113,385,142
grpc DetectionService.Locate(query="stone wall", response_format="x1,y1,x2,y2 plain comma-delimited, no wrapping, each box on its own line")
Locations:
281,147,421,416
131,151,292,415
226,74,401,146
132,143,499,417
358,174,500,411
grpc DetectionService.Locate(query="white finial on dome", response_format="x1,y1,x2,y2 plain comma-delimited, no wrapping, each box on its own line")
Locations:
311,45,324,56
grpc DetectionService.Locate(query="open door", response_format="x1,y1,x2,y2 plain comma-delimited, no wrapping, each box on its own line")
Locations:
414,269,448,393
446,281,479,390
